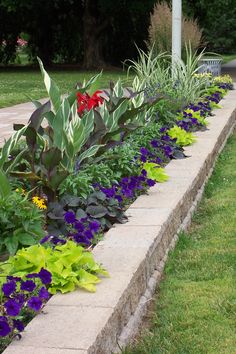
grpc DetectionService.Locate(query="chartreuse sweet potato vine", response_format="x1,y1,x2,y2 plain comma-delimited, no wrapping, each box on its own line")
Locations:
0,241,108,294
143,162,169,182
167,126,196,146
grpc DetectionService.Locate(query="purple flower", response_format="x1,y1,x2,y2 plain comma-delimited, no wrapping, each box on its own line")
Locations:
73,234,90,246
27,296,42,311
4,299,21,316
64,211,76,224
74,221,85,233
26,273,39,279
161,135,171,142
163,145,172,157
140,155,147,163
121,177,129,184
13,319,24,332
147,179,156,187
20,280,36,292
7,276,21,282
89,220,100,233
140,147,149,156
14,294,25,305
0,319,11,337
2,281,16,297
38,287,50,300
40,235,51,244
141,169,147,176
151,139,160,148
38,268,52,285
115,195,123,203
100,187,116,198
159,126,167,133
51,236,66,245
84,230,93,239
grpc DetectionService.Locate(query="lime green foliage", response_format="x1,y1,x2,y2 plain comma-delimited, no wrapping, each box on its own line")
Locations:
167,125,196,146
0,69,132,108
180,108,208,126
123,132,236,354
213,74,233,86
143,162,169,182
0,191,44,255
0,241,108,294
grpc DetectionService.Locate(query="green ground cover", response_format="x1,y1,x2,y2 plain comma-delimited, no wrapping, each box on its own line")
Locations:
124,131,236,354
222,54,236,64
0,69,131,108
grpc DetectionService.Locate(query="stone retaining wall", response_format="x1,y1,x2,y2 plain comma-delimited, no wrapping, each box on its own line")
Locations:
3,89,236,354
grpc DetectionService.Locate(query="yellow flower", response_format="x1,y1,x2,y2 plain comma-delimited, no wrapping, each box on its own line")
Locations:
32,196,47,210
15,187,26,195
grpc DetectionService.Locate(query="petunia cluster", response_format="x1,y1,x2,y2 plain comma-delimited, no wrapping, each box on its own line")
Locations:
41,212,101,247
77,90,104,116
99,169,156,204
0,268,52,338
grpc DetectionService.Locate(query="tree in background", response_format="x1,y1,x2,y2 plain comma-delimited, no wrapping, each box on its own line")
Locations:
0,0,156,67
183,0,236,53
0,0,235,67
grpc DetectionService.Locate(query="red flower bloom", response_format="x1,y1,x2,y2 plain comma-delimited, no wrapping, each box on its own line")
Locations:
77,90,104,116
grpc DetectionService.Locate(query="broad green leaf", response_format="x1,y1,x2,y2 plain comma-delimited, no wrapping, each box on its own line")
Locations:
37,57,61,112
0,125,28,171
29,100,51,131
18,234,37,246
41,147,62,171
77,145,103,165
0,169,11,198
5,236,19,255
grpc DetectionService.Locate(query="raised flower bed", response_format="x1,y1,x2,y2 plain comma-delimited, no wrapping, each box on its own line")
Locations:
0,52,235,353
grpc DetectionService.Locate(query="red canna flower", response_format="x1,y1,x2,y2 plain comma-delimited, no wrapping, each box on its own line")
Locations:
77,90,104,116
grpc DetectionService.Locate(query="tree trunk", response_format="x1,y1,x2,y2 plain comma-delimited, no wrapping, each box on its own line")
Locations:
82,0,109,69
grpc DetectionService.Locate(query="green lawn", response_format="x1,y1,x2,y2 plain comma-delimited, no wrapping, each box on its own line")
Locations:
222,54,236,64
123,132,236,354
0,68,132,108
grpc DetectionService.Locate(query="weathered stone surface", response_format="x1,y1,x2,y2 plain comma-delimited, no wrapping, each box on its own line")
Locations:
7,305,113,351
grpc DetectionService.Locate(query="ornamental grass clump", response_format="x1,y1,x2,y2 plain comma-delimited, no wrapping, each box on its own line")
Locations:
147,1,203,57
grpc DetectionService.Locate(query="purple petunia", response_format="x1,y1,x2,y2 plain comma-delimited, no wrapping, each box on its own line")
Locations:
13,319,24,332
89,220,100,233
0,318,11,337
64,211,76,224
147,179,156,187
4,299,21,316
20,280,36,292
2,280,16,297
26,273,39,279
74,221,85,233
38,268,52,285
40,235,51,244
84,230,93,240
38,287,50,300
27,296,42,311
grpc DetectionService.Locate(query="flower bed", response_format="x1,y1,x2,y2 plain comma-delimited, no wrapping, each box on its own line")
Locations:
0,49,234,353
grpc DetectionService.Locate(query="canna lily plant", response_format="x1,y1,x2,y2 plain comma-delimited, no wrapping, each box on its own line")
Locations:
3,59,104,203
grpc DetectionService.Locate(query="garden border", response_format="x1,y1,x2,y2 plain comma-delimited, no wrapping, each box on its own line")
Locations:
3,88,236,354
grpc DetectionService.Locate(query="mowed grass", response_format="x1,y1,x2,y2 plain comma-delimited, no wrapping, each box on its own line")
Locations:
222,54,236,64
0,68,132,108
123,132,236,354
